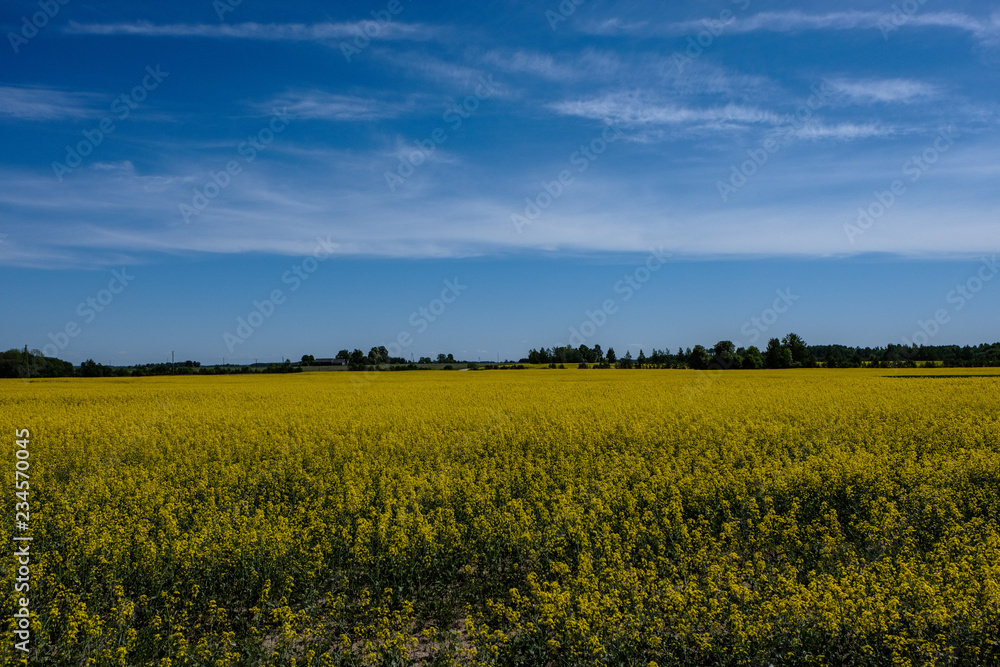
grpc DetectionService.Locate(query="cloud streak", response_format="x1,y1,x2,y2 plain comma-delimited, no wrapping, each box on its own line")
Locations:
261,92,410,121
588,10,1000,42
827,79,941,105
0,86,102,121
64,20,440,43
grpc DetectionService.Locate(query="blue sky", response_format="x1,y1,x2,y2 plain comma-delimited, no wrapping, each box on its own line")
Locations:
1,0,998,364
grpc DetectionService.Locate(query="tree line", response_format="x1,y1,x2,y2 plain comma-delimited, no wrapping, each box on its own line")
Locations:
522,335,1000,369
313,348,456,369
3,336,999,379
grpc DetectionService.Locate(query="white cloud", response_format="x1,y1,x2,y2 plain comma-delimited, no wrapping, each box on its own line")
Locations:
785,122,892,140
482,50,579,81
828,78,940,104
2,139,999,269
263,91,407,121
63,20,440,43
588,10,1000,43
0,86,101,121
550,94,782,133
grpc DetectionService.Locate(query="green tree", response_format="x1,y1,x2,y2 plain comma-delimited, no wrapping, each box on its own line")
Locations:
712,340,737,368
301,354,315,365
687,345,712,370
764,338,786,368
782,333,813,367
742,346,764,369
606,347,617,363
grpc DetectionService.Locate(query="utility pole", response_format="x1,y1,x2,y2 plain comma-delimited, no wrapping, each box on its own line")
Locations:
171,351,174,375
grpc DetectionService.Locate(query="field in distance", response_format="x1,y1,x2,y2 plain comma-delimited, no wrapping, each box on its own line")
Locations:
2,369,998,666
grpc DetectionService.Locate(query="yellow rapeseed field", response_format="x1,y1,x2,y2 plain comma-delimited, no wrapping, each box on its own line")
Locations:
2,368,999,666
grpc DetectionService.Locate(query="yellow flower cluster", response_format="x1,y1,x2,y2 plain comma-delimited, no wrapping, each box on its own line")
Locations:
1,368,998,665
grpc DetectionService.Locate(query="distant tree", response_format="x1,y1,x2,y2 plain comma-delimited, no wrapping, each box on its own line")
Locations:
617,350,634,369
606,347,617,364
636,349,646,368
78,359,107,377
764,338,787,369
782,333,814,367
742,346,764,369
437,353,447,364
593,344,603,363
301,354,315,365
418,356,432,364
349,349,365,365
336,349,349,360
446,353,455,363
712,340,737,368
687,345,712,370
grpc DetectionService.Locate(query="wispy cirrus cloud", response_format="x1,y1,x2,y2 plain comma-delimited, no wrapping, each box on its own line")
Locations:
550,91,900,143
481,50,580,82
0,86,101,121
586,10,1000,42
786,122,893,140
261,91,410,122
550,94,782,132
63,20,441,43
827,78,941,105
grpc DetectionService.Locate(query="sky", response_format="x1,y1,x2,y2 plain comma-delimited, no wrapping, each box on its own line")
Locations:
1,0,998,364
